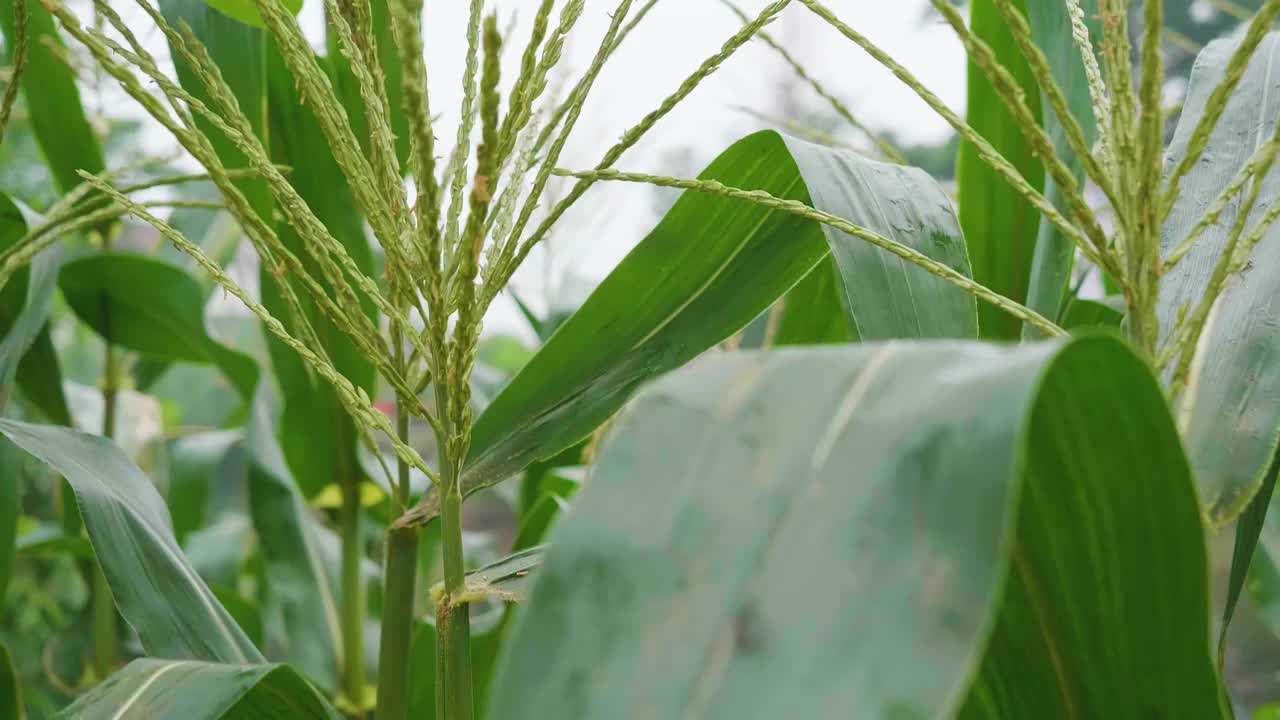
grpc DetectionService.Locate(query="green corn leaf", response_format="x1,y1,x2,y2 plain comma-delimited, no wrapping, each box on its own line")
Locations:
160,0,269,212
166,430,241,546
514,493,569,553
243,392,343,691
959,0,1045,340
262,43,375,498
0,439,15,605
211,585,264,649
465,545,543,601
55,659,337,719
418,130,977,525
1021,0,1101,338
0,0,104,195
58,252,258,402
1060,297,1124,330
0,195,68,423
490,336,1222,717
0,643,17,720
15,522,91,558
773,257,855,346
199,0,302,31
1157,30,1280,517
1157,32,1280,653
1159,32,1280,519
0,419,264,664
148,0,268,388
326,0,409,165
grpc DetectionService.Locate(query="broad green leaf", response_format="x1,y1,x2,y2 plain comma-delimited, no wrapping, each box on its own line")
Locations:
1159,34,1280,648
0,440,15,604
183,516,249,591
211,585,264,649
491,337,1221,718
1158,32,1280,520
518,446,583,516
1220,452,1280,665
1060,296,1124,330
244,393,342,690
58,253,258,402
0,642,17,720
150,0,267,387
773,258,854,346
514,494,569,553
407,621,438,719
163,0,268,214
464,546,543,601
0,194,67,422
515,465,581,551
959,0,1044,340
205,0,302,30
1021,0,1101,337
0,419,263,664
56,659,337,719
167,430,241,546
13,325,71,425
327,0,408,165
420,130,976,525
261,42,374,498
0,0,104,195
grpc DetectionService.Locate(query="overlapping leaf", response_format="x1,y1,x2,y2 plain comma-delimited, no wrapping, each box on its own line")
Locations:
58,253,258,402
0,419,263,663
56,659,337,719
959,0,1043,340
412,130,977,524
491,337,1221,717
1021,0,1101,335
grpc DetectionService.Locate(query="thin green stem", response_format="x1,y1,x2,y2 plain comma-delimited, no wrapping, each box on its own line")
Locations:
373,326,420,720
437,480,472,720
338,429,366,716
94,242,119,682
0,0,29,142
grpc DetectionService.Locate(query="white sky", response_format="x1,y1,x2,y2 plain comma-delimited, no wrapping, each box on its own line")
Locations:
101,0,967,335
402,1,967,331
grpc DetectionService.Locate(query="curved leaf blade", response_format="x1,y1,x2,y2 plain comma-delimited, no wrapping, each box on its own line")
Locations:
773,258,855,346
243,394,343,690
418,130,975,524
56,659,337,719
0,642,17,720
1158,32,1280,655
166,430,240,546
0,419,263,664
58,253,258,402
1021,0,1100,337
0,193,67,421
490,337,1220,717
198,0,302,31
1158,32,1280,520
959,0,1045,340
0,440,15,605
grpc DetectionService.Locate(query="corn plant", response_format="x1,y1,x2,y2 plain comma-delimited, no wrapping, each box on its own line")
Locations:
3,0,1280,717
